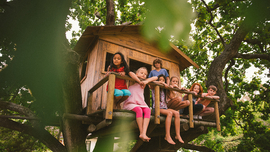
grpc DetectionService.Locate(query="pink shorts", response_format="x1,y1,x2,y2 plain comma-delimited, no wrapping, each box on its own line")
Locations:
132,107,151,118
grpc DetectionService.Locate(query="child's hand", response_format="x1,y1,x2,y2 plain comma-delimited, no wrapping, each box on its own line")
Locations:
119,72,125,76
172,84,178,88
163,83,169,88
180,87,188,91
105,71,111,76
140,81,147,88
191,91,197,96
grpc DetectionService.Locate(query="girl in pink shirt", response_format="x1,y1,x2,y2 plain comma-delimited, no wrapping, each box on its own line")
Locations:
123,67,157,142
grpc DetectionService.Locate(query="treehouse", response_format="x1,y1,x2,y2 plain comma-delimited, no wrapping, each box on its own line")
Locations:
72,25,221,152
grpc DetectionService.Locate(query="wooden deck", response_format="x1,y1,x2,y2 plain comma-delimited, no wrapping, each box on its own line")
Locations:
72,72,221,151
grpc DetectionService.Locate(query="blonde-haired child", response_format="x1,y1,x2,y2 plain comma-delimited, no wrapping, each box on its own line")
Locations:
123,67,157,142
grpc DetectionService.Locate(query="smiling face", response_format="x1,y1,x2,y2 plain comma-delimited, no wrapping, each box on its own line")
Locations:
207,88,216,96
136,68,148,79
113,54,122,68
193,85,200,94
170,77,179,86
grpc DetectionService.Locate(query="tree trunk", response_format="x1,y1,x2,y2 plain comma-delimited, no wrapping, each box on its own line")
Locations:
61,44,88,152
106,0,115,25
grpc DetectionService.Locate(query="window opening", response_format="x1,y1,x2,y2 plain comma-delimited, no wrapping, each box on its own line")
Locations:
104,52,114,72
81,57,88,81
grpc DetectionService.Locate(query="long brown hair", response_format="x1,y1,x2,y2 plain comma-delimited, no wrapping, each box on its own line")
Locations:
190,83,203,96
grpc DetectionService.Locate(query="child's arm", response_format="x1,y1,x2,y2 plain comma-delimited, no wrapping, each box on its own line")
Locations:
128,71,142,84
166,76,170,86
196,98,204,104
208,95,220,100
142,76,158,85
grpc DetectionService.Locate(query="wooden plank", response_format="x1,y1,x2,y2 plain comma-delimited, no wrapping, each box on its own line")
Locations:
88,113,217,139
89,75,109,93
86,92,93,115
96,119,112,131
188,94,194,128
154,85,160,124
105,74,115,120
214,102,221,131
99,37,180,65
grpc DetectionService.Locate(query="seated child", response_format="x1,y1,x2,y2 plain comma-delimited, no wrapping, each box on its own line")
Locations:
123,67,158,142
152,75,184,144
166,76,190,110
182,83,204,119
196,85,220,117
105,52,141,109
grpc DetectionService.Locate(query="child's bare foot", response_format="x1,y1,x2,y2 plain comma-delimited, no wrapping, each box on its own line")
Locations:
164,136,175,145
139,134,151,142
175,136,184,143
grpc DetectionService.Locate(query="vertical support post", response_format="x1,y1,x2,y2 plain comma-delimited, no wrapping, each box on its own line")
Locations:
105,74,115,120
188,94,194,128
214,101,221,131
154,85,160,124
86,92,93,115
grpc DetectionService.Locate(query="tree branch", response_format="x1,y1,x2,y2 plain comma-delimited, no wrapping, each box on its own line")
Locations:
0,101,35,117
244,39,265,53
234,53,270,61
225,59,235,93
0,118,66,152
201,0,226,47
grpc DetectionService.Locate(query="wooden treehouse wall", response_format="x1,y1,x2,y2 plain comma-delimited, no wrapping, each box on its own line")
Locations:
80,33,181,111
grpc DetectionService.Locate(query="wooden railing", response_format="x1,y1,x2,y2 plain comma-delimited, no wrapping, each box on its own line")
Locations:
86,72,221,131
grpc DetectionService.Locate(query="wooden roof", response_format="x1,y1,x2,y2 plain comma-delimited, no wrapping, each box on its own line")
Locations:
74,25,199,71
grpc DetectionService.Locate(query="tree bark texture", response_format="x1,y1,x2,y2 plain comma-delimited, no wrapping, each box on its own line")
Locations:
61,45,88,152
106,0,115,25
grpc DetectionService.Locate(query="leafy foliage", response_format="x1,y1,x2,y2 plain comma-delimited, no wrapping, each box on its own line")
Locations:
178,0,270,151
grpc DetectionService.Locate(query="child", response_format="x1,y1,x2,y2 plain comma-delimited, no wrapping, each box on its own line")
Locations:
152,75,184,144
123,67,158,142
151,75,168,112
105,52,141,109
196,85,220,117
166,76,190,110
148,58,170,86
182,83,204,119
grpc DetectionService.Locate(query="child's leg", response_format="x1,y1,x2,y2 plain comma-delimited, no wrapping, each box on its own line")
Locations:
116,89,131,109
114,89,123,108
193,104,204,115
170,110,184,143
200,107,214,116
140,107,151,142
175,97,190,109
132,107,143,134
160,109,175,145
